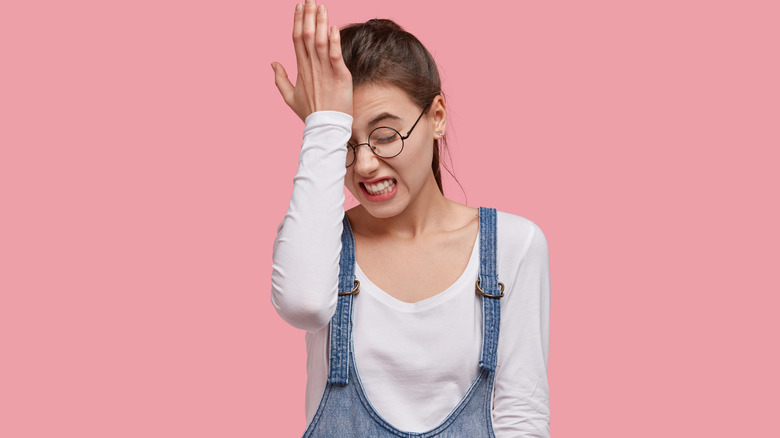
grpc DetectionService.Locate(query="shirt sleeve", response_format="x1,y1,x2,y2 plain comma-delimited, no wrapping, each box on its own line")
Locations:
492,219,551,437
270,111,352,332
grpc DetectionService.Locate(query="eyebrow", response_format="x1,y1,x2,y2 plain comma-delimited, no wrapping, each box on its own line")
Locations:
366,112,402,128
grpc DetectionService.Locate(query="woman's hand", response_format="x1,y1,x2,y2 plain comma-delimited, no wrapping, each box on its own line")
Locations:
271,0,353,121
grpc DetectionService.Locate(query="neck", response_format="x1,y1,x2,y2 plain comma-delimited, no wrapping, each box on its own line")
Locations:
356,173,453,239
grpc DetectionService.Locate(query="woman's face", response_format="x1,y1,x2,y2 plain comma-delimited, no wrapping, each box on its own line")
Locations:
346,84,443,219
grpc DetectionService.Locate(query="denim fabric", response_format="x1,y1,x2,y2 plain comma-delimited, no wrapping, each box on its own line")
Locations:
477,207,501,372
303,207,501,437
328,217,357,385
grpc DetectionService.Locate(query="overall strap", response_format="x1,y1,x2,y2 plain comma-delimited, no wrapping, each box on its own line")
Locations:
478,207,502,372
328,214,358,385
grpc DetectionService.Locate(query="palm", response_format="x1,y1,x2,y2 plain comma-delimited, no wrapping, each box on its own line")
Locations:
272,1,353,122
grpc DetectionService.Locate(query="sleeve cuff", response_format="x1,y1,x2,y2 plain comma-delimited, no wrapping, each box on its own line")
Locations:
304,111,353,130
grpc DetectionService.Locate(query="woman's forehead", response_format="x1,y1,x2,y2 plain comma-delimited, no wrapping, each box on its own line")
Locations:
353,84,416,125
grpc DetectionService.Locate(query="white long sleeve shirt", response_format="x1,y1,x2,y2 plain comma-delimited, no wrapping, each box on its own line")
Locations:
271,111,551,436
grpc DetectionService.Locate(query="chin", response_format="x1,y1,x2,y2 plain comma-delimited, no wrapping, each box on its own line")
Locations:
361,203,405,219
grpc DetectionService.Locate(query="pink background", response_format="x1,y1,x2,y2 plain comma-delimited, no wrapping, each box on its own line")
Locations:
2,0,778,436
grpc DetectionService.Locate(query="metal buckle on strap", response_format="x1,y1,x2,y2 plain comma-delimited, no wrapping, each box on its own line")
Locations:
475,279,504,298
338,280,360,296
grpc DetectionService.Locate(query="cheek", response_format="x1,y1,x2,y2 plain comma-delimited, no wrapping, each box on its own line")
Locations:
344,170,358,195
412,140,435,169
398,142,434,184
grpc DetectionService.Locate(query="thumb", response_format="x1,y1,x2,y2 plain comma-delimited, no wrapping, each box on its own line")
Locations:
271,62,294,106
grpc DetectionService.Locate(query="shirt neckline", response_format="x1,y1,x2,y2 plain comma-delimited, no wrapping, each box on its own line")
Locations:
353,228,480,312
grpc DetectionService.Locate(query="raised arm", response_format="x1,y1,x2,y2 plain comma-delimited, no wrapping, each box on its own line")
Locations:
270,1,354,331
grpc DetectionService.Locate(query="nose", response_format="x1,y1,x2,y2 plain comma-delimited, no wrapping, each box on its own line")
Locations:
352,143,381,176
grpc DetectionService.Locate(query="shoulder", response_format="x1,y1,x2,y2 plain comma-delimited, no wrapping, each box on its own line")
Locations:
489,210,551,304
493,210,549,266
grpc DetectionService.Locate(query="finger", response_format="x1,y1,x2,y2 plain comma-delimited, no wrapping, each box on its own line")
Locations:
314,4,329,66
302,0,317,61
328,26,349,77
271,62,295,106
292,3,306,66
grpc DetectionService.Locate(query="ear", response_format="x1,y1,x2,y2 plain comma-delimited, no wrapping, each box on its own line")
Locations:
430,94,447,139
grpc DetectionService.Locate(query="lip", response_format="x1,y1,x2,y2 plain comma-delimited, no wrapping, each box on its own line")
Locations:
361,177,395,185
359,178,398,203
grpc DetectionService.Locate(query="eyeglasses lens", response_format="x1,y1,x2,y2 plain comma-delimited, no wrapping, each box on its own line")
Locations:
346,127,403,167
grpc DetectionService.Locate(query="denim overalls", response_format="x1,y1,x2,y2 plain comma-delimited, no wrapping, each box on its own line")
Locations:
303,207,503,438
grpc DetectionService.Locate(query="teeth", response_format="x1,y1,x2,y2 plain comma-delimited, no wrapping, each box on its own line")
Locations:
364,179,396,195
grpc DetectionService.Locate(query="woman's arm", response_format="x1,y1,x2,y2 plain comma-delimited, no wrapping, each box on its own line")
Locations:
270,112,351,331
492,216,551,437
270,1,354,332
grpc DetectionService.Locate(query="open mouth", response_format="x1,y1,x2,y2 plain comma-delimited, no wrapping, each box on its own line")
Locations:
360,179,397,196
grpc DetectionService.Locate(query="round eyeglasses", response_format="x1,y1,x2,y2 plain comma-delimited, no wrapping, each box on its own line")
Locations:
345,103,431,168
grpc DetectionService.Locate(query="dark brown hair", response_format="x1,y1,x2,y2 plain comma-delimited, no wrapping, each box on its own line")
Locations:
340,19,447,193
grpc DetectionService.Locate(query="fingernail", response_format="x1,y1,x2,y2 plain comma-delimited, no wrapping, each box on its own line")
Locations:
305,0,313,5
270,62,276,71
318,4,325,14
331,26,338,37
295,3,302,12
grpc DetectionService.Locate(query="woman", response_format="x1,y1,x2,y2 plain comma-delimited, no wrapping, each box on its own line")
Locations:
270,1,551,436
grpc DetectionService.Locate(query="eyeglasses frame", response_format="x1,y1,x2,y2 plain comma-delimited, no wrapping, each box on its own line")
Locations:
345,102,432,168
